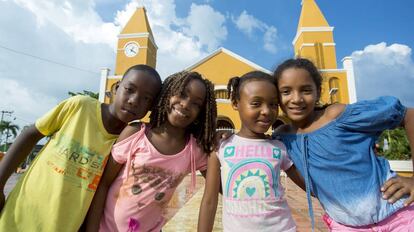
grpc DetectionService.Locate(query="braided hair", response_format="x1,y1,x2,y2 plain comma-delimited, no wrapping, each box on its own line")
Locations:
227,70,277,104
150,71,217,153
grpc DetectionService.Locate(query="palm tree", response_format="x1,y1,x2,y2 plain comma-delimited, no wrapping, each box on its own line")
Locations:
0,121,20,151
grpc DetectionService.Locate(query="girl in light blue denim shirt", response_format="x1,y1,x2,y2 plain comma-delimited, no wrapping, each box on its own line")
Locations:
273,58,414,231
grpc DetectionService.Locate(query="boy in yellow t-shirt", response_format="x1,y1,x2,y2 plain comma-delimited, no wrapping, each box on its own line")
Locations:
0,64,162,232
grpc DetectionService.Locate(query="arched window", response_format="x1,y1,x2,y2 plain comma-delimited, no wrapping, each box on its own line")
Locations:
217,117,234,133
329,77,340,103
314,42,325,69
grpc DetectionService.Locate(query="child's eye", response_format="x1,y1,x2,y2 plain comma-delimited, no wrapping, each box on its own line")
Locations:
303,89,313,94
280,90,290,95
124,87,133,92
251,102,260,106
270,103,279,108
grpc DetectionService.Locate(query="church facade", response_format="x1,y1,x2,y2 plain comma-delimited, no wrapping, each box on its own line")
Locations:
99,0,357,131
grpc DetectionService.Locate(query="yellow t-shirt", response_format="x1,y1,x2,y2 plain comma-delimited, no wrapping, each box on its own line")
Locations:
0,96,118,232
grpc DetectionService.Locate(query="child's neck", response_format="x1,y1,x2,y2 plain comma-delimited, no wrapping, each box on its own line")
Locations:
101,104,127,135
147,122,188,155
291,110,323,133
154,122,187,139
237,128,267,140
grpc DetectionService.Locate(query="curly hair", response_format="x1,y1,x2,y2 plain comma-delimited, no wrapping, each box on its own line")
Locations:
227,70,277,104
149,71,217,153
273,58,322,97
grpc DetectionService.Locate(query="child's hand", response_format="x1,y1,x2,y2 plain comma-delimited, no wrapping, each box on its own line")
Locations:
381,176,414,206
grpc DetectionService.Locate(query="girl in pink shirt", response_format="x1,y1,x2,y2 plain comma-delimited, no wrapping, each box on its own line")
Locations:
85,71,217,232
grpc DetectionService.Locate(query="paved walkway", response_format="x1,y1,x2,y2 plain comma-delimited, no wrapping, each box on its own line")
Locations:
164,176,328,232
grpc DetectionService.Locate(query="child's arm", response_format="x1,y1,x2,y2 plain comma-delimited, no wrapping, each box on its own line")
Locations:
0,125,44,210
84,155,123,232
85,124,142,232
381,108,414,206
198,152,221,232
285,164,307,192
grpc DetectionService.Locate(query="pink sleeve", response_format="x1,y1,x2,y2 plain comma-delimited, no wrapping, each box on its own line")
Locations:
193,143,208,171
111,126,146,164
276,140,293,171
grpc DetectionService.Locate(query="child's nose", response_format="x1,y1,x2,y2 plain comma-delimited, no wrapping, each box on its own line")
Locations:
128,93,140,105
181,98,190,108
261,105,270,115
291,92,303,103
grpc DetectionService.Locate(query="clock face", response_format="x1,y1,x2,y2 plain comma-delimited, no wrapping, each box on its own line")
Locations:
124,42,139,57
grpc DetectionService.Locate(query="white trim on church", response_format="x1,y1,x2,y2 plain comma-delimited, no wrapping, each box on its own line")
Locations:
184,47,272,74
292,26,334,45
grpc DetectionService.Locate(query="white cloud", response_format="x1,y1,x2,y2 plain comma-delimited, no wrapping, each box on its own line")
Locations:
351,42,414,107
183,4,227,51
233,10,265,37
0,0,114,130
263,26,278,54
232,10,278,54
13,0,119,47
0,79,58,124
1,0,229,135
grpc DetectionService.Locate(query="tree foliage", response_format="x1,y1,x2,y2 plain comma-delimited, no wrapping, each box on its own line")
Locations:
0,120,20,139
0,121,20,151
68,90,99,99
377,128,411,160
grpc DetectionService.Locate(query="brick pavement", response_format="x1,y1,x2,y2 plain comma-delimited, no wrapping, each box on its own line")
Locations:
164,175,328,231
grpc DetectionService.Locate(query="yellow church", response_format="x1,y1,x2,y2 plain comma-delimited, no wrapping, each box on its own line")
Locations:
99,0,357,131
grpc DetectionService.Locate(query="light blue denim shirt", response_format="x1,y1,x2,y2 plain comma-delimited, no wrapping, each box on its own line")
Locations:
275,96,408,226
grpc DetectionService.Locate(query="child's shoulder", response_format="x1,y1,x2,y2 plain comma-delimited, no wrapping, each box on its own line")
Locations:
323,103,346,121
117,122,146,143
269,138,286,149
62,95,98,109
67,95,97,103
273,124,293,134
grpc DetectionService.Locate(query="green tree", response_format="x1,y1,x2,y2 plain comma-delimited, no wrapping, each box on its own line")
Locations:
0,120,20,151
378,128,411,160
68,90,99,99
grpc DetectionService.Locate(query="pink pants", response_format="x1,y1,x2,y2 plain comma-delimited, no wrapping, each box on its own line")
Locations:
323,204,414,232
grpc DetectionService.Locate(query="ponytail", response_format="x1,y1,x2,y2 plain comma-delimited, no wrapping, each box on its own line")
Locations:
227,76,241,104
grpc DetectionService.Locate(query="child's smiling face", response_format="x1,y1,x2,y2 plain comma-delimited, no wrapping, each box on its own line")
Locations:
234,79,279,138
277,67,319,126
166,79,206,129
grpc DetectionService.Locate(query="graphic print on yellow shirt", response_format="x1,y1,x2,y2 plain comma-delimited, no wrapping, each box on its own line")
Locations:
46,133,109,191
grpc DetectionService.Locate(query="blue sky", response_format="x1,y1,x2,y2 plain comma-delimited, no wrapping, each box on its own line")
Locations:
95,0,414,69
0,0,413,131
